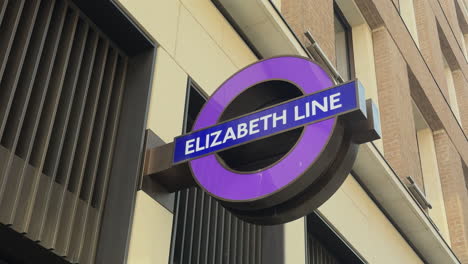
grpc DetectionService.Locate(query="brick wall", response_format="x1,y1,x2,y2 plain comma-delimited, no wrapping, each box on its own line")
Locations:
372,27,424,188
439,0,465,47
413,0,449,99
434,130,468,263
280,0,468,260
282,0,335,64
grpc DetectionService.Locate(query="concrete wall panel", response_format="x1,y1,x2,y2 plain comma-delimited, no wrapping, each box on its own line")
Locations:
319,176,423,264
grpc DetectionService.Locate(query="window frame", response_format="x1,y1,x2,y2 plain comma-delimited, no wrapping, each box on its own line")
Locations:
333,3,355,82
181,78,208,134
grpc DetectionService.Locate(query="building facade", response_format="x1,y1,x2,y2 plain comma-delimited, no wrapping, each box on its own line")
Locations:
0,0,467,263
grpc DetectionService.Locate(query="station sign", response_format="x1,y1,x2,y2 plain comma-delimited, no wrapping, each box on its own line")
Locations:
174,80,363,164
145,56,381,225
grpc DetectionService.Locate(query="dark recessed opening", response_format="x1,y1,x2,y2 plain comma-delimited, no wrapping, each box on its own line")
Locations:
217,80,303,172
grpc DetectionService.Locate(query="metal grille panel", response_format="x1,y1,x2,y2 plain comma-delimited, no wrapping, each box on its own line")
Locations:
309,235,341,264
0,0,128,263
172,188,263,264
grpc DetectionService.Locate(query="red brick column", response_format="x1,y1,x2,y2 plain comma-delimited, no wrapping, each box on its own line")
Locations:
282,0,335,63
434,130,468,263
372,27,424,188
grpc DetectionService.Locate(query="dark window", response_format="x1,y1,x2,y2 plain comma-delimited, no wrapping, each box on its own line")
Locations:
0,223,69,264
182,80,206,133
309,234,342,264
334,6,353,81
170,80,264,264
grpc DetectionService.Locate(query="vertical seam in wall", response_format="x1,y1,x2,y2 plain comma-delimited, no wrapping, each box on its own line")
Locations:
156,1,258,95
179,1,253,69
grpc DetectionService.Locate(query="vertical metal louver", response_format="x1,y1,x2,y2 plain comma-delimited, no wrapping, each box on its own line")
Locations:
170,82,263,264
308,235,341,264
171,188,263,264
0,0,128,263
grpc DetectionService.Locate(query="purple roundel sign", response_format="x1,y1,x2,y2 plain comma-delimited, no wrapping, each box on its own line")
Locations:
174,56,371,224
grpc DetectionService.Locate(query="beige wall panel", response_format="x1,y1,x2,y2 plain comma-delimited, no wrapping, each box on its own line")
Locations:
418,128,451,244
220,23,257,68
464,34,468,58
146,47,187,142
319,176,423,264
117,0,256,83
318,187,372,259
352,23,383,152
180,0,224,46
400,0,420,47
127,191,173,264
117,0,180,55
460,32,468,58
452,70,468,135
445,64,463,124
352,24,379,105
284,218,306,264
122,2,258,263
179,0,256,68
175,5,238,95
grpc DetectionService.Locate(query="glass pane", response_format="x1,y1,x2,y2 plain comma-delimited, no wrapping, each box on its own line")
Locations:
334,15,350,81
185,85,206,133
